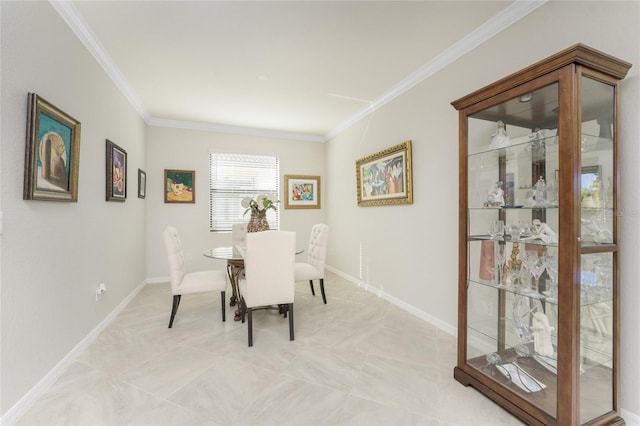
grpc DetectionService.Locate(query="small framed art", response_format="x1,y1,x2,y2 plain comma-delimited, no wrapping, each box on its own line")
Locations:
356,140,413,207
106,139,127,202
284,175,321,209
138,169,146,199
164,169,195,203
23,93,81,202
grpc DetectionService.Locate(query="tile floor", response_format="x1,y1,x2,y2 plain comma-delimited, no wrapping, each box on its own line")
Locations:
16,272,523,425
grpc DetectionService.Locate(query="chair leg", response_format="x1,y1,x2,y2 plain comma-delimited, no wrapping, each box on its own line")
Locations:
309,280,315,296
168,295,181,328
241,298,246,323
221,290,226,322
247,308,253,347
319,279,327,304
288,303,295,341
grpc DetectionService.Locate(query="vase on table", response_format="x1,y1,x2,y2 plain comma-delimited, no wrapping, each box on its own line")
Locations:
247,209,270,233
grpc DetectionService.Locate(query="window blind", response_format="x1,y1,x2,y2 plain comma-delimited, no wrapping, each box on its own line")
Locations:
209,152,280,232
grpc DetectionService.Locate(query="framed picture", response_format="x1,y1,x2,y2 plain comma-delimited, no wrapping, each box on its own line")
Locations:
356,140,413,207
23,93,81,201
164,169,195,203
138,169,146,199
106,139,127,202
284,175,321,209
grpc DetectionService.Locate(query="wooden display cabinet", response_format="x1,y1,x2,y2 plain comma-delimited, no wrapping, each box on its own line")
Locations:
452,44,631,425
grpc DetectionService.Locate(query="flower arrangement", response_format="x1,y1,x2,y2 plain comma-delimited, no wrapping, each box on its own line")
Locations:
241,194,279,216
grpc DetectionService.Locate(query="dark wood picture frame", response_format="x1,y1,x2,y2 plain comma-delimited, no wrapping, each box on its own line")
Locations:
138,169,146,199
106,139,127,202
23,93,81,202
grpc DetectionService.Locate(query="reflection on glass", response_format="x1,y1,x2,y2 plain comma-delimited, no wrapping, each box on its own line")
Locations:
580,77,615,247
580,252,614,423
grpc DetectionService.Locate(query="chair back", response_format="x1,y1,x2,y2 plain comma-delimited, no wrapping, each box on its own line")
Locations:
232,223,248,246
163,226,186,293
306,224,329,277
244,230,295,307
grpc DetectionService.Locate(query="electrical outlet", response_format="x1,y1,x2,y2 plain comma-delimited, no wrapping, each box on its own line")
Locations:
95,282,107,301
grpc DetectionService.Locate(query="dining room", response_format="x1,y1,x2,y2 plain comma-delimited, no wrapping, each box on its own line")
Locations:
1,1,639,425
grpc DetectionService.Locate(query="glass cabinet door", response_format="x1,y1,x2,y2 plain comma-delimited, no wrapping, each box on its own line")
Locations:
465,82,560,418
578,74,616,424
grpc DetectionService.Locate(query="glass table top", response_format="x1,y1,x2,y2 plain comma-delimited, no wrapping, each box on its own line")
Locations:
202,245,304,261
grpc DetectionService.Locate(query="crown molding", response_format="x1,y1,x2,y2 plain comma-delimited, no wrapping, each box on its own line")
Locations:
324,0,546,140
51,0,325,142
50,0,151,121
147,118,326,143
52,0,545,143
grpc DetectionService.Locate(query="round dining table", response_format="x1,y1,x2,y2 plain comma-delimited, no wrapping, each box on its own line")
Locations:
203,245,303,321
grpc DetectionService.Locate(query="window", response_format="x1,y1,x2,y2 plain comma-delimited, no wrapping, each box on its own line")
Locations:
209,152,280,232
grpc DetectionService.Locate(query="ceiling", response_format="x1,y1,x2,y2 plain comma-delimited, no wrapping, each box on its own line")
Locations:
54,1,543,142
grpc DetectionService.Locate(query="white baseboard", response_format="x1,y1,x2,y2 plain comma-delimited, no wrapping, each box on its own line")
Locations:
146,276,170,284
1,279,148,426
622,409,640,426
325,266,457,337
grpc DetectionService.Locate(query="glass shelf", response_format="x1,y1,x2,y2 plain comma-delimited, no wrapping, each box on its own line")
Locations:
468,235,558,248
468,278,613,306
468,134,559,158
468,206,559,211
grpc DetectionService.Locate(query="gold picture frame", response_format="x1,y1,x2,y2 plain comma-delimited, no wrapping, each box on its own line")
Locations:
284,175,321,209
23,93,81,202
356,140,412,207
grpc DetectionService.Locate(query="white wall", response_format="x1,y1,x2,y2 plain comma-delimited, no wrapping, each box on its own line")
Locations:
0,1,147,415
325,0,640,420
145,126,326,279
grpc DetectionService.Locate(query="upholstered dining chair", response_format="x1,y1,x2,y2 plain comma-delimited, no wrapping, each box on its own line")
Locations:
163,226,228,328
295,224,329,303
239,230,296,347
231,222,248,247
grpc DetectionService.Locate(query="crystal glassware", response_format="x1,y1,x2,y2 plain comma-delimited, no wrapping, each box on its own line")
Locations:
510,267,522,291
490,220,504,240
543,252,559,303
519,221,532,240
495,242,507,287
521,251,545,296
488,220,497,239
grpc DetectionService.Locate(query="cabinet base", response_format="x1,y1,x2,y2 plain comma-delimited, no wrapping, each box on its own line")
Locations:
454,366,550,426
453,366,625,426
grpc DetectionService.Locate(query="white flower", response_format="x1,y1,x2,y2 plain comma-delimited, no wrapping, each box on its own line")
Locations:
266,193,278,203
241,197,252,209
256,194,267,210
242,194,279,216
